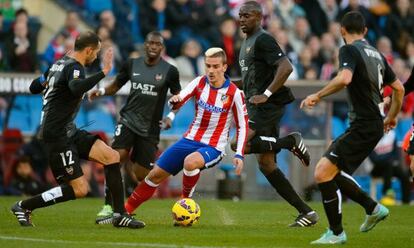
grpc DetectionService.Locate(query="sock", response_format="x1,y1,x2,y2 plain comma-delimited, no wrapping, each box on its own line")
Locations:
103,181,113,206
334,172,377,215
20,184,75,211
318,180,343,235
265,168,312,214
104,163,126,214
125,177,157,214
182,168,200,198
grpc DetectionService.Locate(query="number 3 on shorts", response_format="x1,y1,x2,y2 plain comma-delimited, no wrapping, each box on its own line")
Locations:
115,124,123,136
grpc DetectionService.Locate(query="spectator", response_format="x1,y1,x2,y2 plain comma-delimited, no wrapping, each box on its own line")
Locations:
336,0,381,44
274,0,306,30
318,0,339,22
100,10,133,59
10,156,48,196
60,11,80,40
377,36,397,65
299,0,328,36
4,21,38,72
404,40,414,68
140,0,172,41
295,46,319,79
288,17,311,54
218,17,241,77
175,39,205,80
42,30,71,69
385,0,414,55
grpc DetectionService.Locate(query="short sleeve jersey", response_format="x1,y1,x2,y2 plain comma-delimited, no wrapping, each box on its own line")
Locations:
39,56,86,141
338,40,396,121
115,57,181,140
239,28,294,105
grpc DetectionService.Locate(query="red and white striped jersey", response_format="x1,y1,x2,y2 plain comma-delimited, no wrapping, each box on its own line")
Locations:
172,76,248,158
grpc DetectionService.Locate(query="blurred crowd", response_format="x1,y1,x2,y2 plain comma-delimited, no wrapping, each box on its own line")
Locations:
0,0,413,201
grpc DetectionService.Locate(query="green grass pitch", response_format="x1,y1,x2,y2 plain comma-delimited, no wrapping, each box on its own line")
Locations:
0,197,413,247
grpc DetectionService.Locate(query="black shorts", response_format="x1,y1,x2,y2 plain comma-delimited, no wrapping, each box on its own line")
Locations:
324,120,384,174
406,123,414,155
45,130,100,184
111,123,158,169
247,102,285,138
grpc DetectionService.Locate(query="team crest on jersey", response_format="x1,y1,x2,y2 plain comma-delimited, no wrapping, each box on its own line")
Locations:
155,73,163,81
65,166,74,175
73,70,80,79
221,94,230,105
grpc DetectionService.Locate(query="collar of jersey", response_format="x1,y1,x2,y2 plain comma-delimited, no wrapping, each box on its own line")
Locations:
205,75,230,90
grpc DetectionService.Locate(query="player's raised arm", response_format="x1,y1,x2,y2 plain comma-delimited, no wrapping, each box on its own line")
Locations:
68,47,113,96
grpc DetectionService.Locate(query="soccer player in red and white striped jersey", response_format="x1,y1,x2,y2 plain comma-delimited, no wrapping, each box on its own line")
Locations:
124,47,248,215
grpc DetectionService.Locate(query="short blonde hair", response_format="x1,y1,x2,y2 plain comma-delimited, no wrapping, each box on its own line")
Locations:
205,47,227,64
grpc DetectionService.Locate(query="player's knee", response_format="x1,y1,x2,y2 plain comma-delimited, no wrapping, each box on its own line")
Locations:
103,148,120,165
314,165,328,183
258,158,276,175
183,155,202,171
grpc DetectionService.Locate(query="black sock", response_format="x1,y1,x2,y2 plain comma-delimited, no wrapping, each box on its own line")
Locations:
103,182,113,206
318,180,343,235
104,163,126,214
334,172,377,214
250,135,294,153
265,168,312,214
20,184,75,211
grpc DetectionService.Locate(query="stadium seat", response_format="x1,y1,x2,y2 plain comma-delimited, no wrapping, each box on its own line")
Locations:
85,0,112,14
0,128,24,186
8,109,31,133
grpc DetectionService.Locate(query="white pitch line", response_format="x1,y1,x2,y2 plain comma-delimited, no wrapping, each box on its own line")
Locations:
0,235,237,248
215,205,235,226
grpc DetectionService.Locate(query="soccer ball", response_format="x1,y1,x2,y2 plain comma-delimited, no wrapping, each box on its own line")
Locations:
172,198,201,226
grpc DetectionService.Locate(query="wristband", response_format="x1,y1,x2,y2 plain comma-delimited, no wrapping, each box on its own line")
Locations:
98,88,106,96
167,111,175,121
263,89,272,98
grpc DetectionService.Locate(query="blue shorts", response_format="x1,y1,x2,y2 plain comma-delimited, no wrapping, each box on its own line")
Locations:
156,138,224,175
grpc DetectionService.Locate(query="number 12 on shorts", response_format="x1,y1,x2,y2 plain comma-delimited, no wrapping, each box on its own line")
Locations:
60,150,74,166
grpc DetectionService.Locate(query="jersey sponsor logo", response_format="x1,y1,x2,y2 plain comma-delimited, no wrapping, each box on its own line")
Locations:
132,82,158,96
73,70,80,79
197,99,228,113
155,73,163,81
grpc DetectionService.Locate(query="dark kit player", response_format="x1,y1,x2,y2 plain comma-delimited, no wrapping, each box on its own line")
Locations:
234,1,318,227
89,31,181,223
11,31,144,229
301,11,404,244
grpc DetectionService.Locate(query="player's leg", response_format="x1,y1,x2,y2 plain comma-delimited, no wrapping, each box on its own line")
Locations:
11,141,81,226
182,146,224,198
88,134,144,228
256,151,317,227
124,138,191,214
311,157,346,244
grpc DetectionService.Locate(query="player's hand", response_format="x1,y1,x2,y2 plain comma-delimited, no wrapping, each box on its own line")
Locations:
300,94,320,109
168,95,182,109
101,47,113,76
249,94,268,105
383,96,391,108
88,89,100,101
232,157,244,176
160,117,173,130
383,116,397,133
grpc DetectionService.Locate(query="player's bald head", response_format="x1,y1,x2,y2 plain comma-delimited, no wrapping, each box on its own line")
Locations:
240,1,262,16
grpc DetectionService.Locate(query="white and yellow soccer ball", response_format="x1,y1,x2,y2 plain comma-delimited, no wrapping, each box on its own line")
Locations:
172,198,201,226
